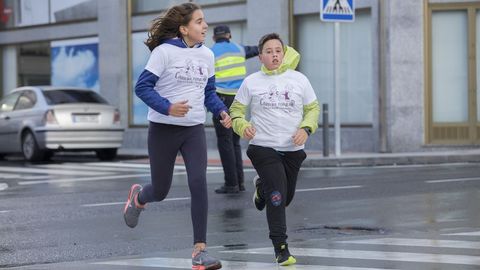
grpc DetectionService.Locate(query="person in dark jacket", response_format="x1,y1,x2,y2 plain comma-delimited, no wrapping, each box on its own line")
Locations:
210,25,259,194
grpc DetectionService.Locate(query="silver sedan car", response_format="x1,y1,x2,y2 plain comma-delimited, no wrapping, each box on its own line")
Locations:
0,86,124,161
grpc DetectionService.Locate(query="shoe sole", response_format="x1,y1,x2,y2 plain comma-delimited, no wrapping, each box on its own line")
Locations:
123,184,141,214
279,256,296,266
192,262,222,270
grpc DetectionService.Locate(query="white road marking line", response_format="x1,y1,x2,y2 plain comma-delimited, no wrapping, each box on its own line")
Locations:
82,197,191,207
16,168,240,185
297,185,362,192
21,175,52,180
445,231,480,236
94,257,391,270
83,162,151,168
223,247,480,266
0,166,111,176
0,183,8,191
0,210,10,214
82,185,358,208
426,177,480,184
340,237,480,249
35,164,150,172
0,173,22,179
18,173,152,185
81,162,225,171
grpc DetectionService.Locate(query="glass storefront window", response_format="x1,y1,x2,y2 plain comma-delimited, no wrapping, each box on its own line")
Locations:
132,0,185,14
296,11,373,124
131,31,150,126
132,0,245,14
432,11,468,123
0,0,15,30
0,0,97,29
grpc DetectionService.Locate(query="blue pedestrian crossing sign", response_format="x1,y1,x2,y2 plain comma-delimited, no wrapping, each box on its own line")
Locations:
320,0,355,22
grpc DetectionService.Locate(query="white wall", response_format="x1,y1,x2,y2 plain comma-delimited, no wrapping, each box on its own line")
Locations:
2,46,17,95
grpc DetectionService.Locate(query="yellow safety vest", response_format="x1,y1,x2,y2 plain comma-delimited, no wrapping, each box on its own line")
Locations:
214,43,246,95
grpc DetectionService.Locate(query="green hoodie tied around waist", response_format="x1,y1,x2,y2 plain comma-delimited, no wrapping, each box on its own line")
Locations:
230,46,320,139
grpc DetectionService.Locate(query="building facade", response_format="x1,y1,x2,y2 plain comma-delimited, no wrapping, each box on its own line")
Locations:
0,0,479,154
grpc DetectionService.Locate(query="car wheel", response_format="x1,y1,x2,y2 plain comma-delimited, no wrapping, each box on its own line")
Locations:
96,148,117,161
22,131,46,162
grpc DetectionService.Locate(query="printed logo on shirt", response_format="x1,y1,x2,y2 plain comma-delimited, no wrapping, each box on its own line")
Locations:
174,59,208,88
259,84,296,111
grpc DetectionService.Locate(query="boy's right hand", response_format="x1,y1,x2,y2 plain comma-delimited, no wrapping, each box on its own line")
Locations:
168,100,192,117
243,126,256,140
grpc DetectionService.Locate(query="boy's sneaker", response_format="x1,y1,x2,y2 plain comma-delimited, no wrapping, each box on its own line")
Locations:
275,244,296,266
192,249,222,270
123,184,144,228
252,175,265,211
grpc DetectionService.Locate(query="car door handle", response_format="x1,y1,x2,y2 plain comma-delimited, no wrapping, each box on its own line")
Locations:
0,115,10,120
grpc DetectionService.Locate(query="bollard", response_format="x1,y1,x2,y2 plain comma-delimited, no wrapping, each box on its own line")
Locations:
322,103,329,157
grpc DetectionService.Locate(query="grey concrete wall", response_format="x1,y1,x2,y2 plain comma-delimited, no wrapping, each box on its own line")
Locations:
97,0,130,130
385,0,425,152
246,0,290,45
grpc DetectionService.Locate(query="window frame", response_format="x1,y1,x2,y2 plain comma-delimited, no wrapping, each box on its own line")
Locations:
425,1,480,144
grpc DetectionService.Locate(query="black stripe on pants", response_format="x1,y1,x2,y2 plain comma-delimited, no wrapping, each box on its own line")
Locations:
138,122,208,244
246,145,307,248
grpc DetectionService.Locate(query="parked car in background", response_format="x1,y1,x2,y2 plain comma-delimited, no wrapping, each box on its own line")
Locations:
0,86,124,161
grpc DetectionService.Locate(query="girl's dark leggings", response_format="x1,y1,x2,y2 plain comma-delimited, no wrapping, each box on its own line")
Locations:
138,122,208,244
247,144,307,248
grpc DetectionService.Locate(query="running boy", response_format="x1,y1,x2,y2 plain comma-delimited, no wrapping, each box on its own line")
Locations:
230,33,320,266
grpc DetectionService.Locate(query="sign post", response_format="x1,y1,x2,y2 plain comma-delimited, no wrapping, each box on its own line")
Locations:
320,0,354,156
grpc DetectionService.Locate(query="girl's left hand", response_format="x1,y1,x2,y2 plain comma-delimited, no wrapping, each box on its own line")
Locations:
292,128,309,146
220,111,232,128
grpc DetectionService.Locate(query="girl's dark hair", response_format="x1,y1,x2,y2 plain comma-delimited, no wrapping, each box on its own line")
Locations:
258,33,284,53
145,3,201,51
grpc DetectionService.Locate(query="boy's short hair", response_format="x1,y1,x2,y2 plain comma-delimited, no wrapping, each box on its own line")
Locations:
258,33,284,53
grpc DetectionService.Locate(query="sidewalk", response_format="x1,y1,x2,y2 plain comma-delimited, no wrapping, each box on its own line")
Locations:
118,148,480,167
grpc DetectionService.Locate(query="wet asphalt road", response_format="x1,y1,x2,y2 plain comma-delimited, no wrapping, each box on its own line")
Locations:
1,154,480,269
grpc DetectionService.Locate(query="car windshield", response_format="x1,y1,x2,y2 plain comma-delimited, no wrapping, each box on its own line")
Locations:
43,90,108,105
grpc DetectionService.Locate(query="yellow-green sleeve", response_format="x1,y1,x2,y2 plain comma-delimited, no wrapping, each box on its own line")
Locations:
300,100,320,134
229,100,252,138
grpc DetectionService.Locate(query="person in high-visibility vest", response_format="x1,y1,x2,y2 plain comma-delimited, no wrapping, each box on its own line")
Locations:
210,25,259,194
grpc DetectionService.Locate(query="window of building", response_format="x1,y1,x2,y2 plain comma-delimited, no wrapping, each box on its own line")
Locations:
427,3,480,144
132,0,245,14
0,0,97,29
295,10,373,125
18,43,51,86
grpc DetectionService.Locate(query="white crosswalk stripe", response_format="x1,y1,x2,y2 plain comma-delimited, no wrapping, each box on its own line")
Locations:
445,231,480,236
0,182,7,191
224,247,480,266
35,163,151,172
340,237,480,249
0,166,111,176
95,257,391,270
93,231,480,269
0,173,22,179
